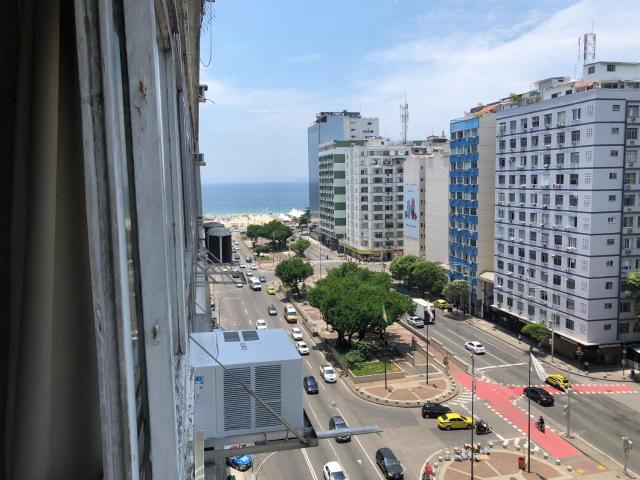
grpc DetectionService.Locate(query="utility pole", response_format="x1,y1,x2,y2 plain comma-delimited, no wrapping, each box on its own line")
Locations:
622,436,633,476
425,314,430,385
565,373,572,438
470,352,475,479
527,347,532,473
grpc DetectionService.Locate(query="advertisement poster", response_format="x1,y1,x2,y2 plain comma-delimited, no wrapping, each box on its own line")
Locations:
404,184,419,239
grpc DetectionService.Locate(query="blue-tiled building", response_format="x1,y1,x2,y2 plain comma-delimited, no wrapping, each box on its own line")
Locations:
448,104,500,316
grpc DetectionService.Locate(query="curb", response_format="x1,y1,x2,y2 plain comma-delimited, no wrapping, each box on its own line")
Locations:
464,318,637,384
288,297,460,408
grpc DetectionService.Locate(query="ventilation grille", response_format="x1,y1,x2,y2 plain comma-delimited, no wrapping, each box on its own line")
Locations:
254,365,282,428
223,331,240,342
241,330,259,341
223,368,251,431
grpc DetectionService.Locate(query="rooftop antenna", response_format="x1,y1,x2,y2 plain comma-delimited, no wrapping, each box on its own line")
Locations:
579,32,596,65
400,91,409,144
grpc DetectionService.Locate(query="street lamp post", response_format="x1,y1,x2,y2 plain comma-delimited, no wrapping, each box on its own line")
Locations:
470,352,475,479
527,345,533,473
425,319,430,385
383,332,388,391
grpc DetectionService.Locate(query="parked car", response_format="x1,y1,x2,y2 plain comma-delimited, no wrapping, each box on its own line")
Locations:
226,454,253,472
523,387,555,406
406,316,424,328
296,341,310,355
290,327,303,341
329,415,351,443
319,365,337,383
375,448,403,479
303,375,319,394
267,304,278,316
323,461,348,480
221,266,229,272
546,374,570,390
437,413,473,430
421,402,452,419
259,275,267,283
256,319,267,330
433,299,449,310
464,341,486,354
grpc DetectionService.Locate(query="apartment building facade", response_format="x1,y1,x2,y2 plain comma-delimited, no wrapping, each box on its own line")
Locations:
403,137,450,265
493,62,640,362
449,106,498,316
343,138,408,260
318,140,367,248
308,112,379,213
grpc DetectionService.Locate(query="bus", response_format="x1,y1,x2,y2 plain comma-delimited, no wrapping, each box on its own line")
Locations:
284,303,298,323
249,277,262,291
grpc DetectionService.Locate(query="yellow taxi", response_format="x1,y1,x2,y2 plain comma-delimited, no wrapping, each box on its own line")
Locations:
437,413,473,431
546,374,570,390
221,266,230,273
267,285,277,295
434,299,449,310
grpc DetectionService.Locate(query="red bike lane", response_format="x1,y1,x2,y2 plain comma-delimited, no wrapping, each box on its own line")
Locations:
454,372,580,459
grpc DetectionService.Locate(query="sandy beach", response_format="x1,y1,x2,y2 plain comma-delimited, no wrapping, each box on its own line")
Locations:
204,213,283,228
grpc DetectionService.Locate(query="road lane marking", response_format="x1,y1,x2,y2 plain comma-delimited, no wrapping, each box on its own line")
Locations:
300,448,319,480
430,327,514,365
307,404,346,476
336,407,385,480
305,359,313,369
477,363,526,371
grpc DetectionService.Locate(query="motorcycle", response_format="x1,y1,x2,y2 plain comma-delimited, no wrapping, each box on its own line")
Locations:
536,419,545,433
475,419,492,435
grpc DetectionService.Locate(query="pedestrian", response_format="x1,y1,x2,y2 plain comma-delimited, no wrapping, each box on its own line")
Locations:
422,462,434,480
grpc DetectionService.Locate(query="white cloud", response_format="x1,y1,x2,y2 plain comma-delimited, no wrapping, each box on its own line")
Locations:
199,0,640,182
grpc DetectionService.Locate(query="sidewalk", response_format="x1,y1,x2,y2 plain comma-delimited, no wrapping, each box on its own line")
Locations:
463,314,636,383
427,447,613,480
292,298,459,407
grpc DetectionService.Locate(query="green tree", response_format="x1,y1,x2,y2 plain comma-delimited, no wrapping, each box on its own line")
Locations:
275,257,313,295
254,245,269,256
444,280,469,315
410,260,448,295
259,220,293,250
625,269,640,306
298,211,311,226
389,255,419,286
521,323,551,345
291,238,311,257
246,224,263,247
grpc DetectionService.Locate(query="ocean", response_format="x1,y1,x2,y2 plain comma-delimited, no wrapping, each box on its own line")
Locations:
201,181,309,216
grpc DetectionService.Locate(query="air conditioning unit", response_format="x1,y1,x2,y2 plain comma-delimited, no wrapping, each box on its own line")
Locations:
625,184,631,190
544,164,550,169
532,203,537,207
630,140,636,145
509,237,516,241
626,207,632,212
542,205,548,209
566,247,576,252
624,249,632,254
558,123,566,127
520,202,525,206
545,145,551,149
630,117,637,123
542,242,548,247
572,141,578,146
497,303,502,307
507,272,513,276
628,228,634,234
521,221,526,225
539,223,545,227
565,268,570,272
518,166,524,170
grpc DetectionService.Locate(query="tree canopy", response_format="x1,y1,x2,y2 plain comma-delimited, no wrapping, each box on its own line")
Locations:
274,257,313,295
521,323,551,345
410,260,448,295
444,279,469,313
389,255,419,285
298,211,311,226
290,238,311,257
625,269,640,305
308,263,413,345
246,220,293,250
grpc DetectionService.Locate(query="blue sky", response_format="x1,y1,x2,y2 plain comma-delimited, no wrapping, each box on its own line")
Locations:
199,0,640,183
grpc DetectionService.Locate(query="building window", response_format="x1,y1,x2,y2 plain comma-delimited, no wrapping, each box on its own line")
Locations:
566,318,574,330
607,64,616,72
587,66,595,74
572,108,581,121
613,104,621,111
620,302,631,313
604,303,612,310
604,324,612,331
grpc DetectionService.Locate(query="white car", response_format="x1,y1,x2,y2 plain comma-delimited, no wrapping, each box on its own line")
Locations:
323,461,348,480
465,341,486,354
290,327,303,341
296,341,310,355
250,264,258,270
319,365,337,383
240,263,246,268
236,282,243,288
256,319,267,330
406,315,424,328
246,270,253,277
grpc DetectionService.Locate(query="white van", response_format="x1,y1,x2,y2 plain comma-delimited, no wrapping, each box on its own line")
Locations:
249,277,262,291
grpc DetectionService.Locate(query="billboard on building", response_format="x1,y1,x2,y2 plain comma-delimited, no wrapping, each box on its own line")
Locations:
404,184,419,239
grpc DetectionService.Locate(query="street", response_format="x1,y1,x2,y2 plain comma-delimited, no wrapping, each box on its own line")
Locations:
210,235,640,479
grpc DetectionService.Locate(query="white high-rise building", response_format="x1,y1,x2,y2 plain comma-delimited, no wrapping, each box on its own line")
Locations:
343,137,409,260
493,62,640,363
403,136,450,264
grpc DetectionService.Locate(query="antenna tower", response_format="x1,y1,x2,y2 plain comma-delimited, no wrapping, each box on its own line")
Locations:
579,32,596,64
400,92,408,144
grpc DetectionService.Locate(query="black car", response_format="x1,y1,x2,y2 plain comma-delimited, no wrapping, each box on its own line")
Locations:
329,415,351,443
259,275,267,283
421,402,452,419
375,448,403,479
523,387,554,406
267,304,278,316
303,375,319,394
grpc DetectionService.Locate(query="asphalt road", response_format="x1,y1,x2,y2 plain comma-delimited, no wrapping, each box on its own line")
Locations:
430,312,640,474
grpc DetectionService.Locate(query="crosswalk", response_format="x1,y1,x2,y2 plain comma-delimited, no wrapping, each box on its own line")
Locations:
449,388,474,408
